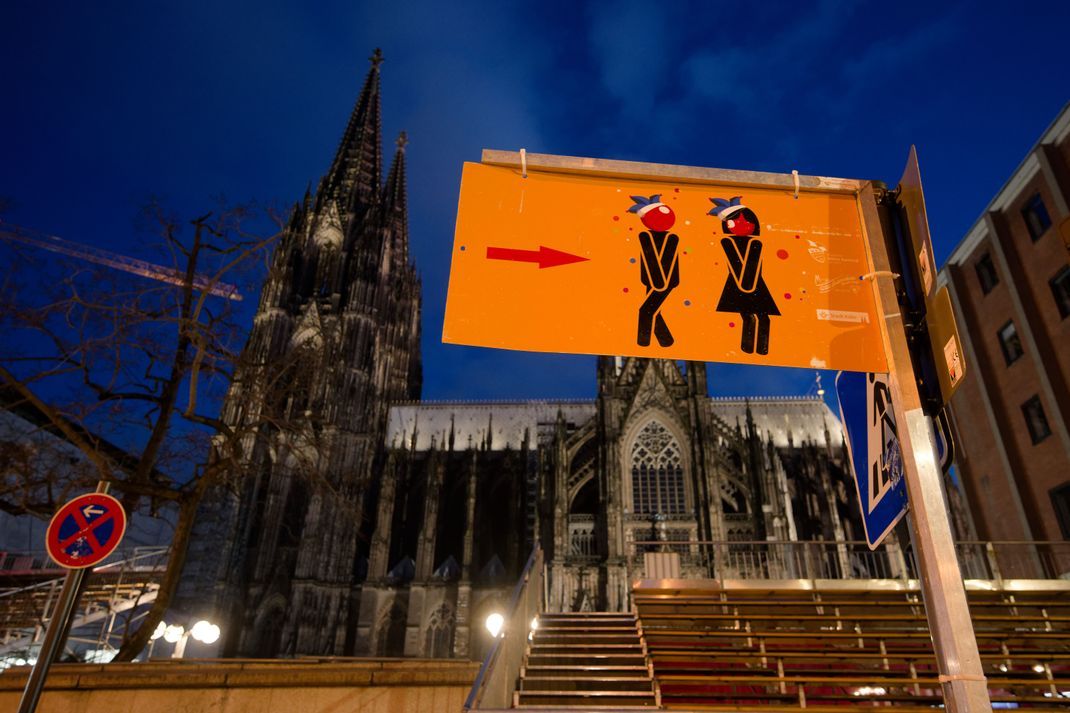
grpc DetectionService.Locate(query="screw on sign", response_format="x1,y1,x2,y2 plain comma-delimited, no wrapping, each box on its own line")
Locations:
45,493,127,569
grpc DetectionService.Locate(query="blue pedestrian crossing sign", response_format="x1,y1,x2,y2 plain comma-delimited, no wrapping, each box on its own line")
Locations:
835,371,909,549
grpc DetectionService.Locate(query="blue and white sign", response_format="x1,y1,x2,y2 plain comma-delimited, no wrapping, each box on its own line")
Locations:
835,371,909,549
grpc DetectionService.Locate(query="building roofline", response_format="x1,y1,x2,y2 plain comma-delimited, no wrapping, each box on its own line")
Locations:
943,100,1070,268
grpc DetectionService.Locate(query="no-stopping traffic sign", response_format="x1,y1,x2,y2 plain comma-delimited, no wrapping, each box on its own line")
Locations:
45,493,127,569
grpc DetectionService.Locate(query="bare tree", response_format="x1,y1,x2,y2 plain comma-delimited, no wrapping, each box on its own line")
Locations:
0,201,311,660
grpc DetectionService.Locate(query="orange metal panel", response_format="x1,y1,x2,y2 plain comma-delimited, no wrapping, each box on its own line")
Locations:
443,162,887,373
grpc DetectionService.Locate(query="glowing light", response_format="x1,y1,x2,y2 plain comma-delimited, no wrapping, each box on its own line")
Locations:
150,622,167,640
163,625,185,644
530,617,539,631
190,620,221,645
1034,664,1046,674
853,686,887,696
485,612,504,638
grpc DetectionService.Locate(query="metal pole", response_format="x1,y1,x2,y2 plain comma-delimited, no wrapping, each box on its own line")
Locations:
16,568,86,713
859,185,991,711
17,481,111,713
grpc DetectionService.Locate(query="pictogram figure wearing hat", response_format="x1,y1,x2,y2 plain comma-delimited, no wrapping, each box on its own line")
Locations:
709,196,779,355
628,194,680,347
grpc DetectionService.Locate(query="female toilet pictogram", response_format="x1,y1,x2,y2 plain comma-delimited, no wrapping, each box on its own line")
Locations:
709,196,779,355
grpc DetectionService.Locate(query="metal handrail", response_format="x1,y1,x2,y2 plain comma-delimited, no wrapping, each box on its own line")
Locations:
625,539,1070,582
630,539,1070,546
463,544,544,711
0,547,169,600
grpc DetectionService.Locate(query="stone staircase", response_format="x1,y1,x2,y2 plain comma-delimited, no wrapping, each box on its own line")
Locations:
514,611,658,708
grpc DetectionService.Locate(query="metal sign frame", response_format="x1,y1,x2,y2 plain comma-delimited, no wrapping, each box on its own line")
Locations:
464,149,992,712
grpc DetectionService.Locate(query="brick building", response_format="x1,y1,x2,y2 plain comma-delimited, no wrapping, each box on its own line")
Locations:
939,102,1070,546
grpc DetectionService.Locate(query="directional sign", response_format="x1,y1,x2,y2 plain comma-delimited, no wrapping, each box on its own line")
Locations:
896,148,967,408
898,146,938,303
443,158,888,373
836,371,908,549
45,493,127,569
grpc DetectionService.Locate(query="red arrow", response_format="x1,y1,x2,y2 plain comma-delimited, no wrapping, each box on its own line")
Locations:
485,245,589,269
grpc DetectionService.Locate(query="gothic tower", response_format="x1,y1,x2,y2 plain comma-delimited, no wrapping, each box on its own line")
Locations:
206,51,421,657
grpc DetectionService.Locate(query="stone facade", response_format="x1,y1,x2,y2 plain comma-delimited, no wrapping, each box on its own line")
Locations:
190,53,877,660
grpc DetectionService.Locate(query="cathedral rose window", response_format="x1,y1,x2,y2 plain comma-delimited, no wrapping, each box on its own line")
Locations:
630,421,686,515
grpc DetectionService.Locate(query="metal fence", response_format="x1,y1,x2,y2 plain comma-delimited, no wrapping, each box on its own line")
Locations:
626,539,1070,582
0,546,169,663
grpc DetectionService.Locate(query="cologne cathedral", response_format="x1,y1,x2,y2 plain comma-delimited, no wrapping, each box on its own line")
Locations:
186,53,864,660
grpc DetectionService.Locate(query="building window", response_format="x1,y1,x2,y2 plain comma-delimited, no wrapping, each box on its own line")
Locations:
630,421,686,516
1021,193,1052,241
1052,482,1070,540
1052,266,1070,319
997,321,1024,365
1021,395,1052,445
424,604,454,658
975,253,999,294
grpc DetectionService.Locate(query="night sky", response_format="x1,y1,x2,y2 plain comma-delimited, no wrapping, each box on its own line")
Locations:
3,1,1068,405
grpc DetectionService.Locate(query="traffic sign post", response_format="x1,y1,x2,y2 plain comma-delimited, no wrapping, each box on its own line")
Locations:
444,149,991,712
18,486,125,713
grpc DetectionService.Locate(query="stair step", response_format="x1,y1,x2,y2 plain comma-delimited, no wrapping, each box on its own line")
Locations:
516,691,657,707
524,665,649,676
521,676,654,692
538,615,636,622
530,644,643,650
526,654,647,667
535,634,639,645
536,621,637,629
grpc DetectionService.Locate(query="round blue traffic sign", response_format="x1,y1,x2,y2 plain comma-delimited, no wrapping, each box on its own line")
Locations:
45,493,127,569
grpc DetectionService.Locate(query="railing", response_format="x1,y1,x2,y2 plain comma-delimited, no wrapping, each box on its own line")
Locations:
0,547,170,661
625,539,1070,583
463,545,544,711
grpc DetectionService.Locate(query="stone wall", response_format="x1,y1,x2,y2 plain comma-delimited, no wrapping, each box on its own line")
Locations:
0,658,479,713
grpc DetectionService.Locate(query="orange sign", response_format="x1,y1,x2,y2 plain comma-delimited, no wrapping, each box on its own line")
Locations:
443,161,888,373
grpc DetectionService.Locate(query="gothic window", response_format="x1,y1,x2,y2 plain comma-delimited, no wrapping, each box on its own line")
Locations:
424,603,455,658
374,602,407,656
630,421,686,516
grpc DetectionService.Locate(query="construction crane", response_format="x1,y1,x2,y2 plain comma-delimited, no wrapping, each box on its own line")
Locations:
0,221,242,301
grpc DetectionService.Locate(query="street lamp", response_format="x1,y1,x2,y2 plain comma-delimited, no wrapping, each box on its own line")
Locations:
484,612,504,638
149,619,221,658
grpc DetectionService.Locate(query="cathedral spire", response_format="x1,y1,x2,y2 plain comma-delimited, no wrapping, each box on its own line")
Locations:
382,131,409,259
320,49,384,217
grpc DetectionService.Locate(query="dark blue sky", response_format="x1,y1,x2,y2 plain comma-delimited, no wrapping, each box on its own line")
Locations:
3,1,1068,403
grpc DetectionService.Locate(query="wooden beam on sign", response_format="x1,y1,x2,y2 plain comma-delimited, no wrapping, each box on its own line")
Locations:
481,149,866,194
